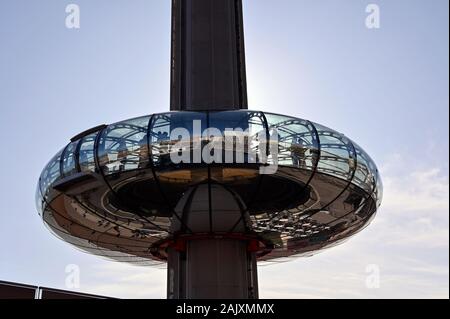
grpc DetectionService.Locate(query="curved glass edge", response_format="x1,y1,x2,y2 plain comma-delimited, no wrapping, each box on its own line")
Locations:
39,148,64,205
39,192,168,266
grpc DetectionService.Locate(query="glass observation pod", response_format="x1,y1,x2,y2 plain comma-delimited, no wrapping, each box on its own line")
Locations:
36,111,382,265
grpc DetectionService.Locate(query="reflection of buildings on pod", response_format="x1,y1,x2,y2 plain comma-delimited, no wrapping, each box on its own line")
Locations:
36,111,382,265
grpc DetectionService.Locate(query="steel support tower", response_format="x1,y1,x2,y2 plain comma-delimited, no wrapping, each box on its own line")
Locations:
167,0,257,299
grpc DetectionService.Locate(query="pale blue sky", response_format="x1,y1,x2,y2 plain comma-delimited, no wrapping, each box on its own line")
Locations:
0,0,448,298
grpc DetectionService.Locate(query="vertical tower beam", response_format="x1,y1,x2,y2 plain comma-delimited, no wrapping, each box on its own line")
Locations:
167,0,256,299
167,240,259,299
167,186,259,299
170,0,248,111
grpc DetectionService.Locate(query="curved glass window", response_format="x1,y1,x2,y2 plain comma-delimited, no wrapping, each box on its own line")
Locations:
40,149,64,200
79,133,98,173
150,112,207,167
265,113,319,170
209,111,267,164
313,123,355,181
35,180,44,216
375,170,383,207
351,141,377,194
62,141,79,177
98,116,150,175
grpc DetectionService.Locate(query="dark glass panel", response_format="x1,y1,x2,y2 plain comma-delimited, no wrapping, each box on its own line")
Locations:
150,112,207,168
209,111,267,165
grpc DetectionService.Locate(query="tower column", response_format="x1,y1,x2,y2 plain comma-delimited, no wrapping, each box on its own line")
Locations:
167,240,258,299
170,0,248,111
167,185,259,299
168,0,256,299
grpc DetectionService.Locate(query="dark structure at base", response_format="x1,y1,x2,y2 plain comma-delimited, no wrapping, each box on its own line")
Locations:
0,280,109,299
